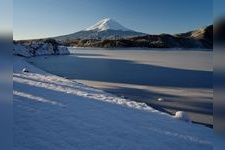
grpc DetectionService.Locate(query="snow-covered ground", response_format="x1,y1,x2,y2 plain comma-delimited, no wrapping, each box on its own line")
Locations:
13,41,70,57
13,56,213,150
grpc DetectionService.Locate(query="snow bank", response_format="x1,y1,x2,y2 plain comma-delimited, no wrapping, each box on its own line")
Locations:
175,111,191,122
13,56,213,150
13,39,70,57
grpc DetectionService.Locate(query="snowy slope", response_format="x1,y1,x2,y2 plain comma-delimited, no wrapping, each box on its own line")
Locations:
13,57,213,150
13,41,70,57
85,18,130,32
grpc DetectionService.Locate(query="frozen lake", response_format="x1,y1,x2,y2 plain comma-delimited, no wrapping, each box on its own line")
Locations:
28,48,213,127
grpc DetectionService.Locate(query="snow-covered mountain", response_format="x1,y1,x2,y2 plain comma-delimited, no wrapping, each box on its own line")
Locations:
85,18,130,32
54,18,146,40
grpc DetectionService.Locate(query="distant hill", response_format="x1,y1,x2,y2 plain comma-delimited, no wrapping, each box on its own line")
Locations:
175,25,213,48
13,39,69,57
60,24,213,49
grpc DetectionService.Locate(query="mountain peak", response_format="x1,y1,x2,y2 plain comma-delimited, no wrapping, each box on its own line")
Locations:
55,18,146,40
84,18,131,32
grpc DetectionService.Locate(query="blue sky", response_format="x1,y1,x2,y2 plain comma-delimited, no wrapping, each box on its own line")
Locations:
14,0,213,40
0,0,12,32
214,0,225,19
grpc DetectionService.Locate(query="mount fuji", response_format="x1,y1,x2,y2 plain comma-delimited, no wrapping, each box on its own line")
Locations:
54,18,146,40
84,18,130,32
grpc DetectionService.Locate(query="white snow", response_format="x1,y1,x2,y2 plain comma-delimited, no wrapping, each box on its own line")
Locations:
85,18,131,32
157,98,164,102
22,68,29,73
13,43,31,57
175,111,191,122
13,42,70,57
13,56,213,150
